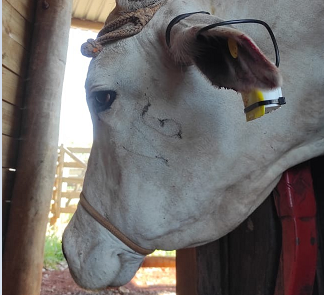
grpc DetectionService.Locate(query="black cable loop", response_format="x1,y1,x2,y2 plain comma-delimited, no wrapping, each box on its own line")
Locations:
197,19,280,67
166,11,210,48
166,13,280,67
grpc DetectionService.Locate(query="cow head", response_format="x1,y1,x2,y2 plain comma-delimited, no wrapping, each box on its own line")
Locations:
62,0,324,290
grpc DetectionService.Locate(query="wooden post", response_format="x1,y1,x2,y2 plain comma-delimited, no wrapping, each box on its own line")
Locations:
2,1,72,295
50,145,64,226
176,248,198,295
56,144,65,218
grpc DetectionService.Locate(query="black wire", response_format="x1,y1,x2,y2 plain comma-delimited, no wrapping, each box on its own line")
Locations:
197,19,280,67
166,11,210,48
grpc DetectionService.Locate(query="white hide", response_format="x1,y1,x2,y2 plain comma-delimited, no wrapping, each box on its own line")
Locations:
63,0,324,289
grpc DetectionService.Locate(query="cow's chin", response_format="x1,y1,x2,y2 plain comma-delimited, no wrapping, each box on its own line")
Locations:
62,220,144,290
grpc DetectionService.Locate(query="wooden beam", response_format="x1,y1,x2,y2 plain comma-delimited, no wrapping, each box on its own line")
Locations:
2,135,19,168
55,145,65,217
2,168,16,243
60,206,78,214
63,161,86,168
2,67,25,107
61,176,84,184
61,192,81,199
67,146,92,153
2,1,72,295
6,0,35,23
2,168,16,201
142,256,176,268
2,100,22,137
176,248,198,295
71,18,103,32
62,146,87,168
2,32,28,77
3,1,33,49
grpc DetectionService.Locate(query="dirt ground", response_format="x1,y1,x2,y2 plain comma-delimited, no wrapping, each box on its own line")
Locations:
41,266,176,295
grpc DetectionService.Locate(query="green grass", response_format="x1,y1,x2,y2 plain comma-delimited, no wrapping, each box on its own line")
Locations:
43,227,65,270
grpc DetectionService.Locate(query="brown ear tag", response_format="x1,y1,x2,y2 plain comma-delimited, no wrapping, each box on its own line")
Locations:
228,38,238,58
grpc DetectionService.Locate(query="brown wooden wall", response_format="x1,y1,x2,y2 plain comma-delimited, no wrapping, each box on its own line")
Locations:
2,0,36,242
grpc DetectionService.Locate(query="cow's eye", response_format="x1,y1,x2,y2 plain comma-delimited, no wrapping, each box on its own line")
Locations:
93,90,116,113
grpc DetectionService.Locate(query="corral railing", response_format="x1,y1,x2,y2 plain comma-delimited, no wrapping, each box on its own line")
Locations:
50,144,91,225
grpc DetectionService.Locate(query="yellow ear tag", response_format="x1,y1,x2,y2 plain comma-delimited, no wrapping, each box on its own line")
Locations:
242,90,265,121
228,38,238,58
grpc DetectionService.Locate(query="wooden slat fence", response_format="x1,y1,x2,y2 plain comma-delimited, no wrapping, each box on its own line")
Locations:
50,145,91,225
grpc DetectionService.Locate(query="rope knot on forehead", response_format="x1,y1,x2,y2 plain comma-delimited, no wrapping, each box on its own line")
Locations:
81,1,164,58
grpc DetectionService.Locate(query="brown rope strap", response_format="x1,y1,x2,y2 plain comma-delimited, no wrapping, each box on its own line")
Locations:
79,192,155,256
81,1,164,58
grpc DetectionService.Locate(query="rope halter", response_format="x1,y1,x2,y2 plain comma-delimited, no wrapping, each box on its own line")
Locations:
81,1,164,58
79,192,155,255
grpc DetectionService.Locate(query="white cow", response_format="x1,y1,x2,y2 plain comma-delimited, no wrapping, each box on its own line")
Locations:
63,0,324,290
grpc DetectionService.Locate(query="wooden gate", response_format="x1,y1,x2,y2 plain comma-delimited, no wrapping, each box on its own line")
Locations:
50,144,91,224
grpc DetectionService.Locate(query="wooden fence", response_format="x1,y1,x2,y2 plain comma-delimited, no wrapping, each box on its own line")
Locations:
50,145,91,225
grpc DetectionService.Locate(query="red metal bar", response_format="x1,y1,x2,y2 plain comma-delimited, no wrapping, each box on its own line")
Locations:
274,162,317,295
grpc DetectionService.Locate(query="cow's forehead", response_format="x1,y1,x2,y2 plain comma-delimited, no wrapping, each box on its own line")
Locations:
86,43,141,94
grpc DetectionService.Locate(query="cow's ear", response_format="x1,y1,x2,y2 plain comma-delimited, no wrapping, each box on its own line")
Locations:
169,26,282,92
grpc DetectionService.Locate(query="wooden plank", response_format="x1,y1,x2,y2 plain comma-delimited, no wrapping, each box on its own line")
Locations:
60,206,78,214
63,161,86,168
2,135,19,168
2,100,22,137
2,66,25,107
196,196,281,295
196,238,229,295
228,196,280,295
2,200,11,247
71,18,103,32
2,30,28,77
61,192,81,199
2,168,16,201
3,1,33,49
55,147,65,217
3,168,15,240
176,248,198,295
67,147,92,154
62,146,87,168
6,0,35,23
142,256,175,268
62,177,84,184
61,177,84,184
50,167,60,225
